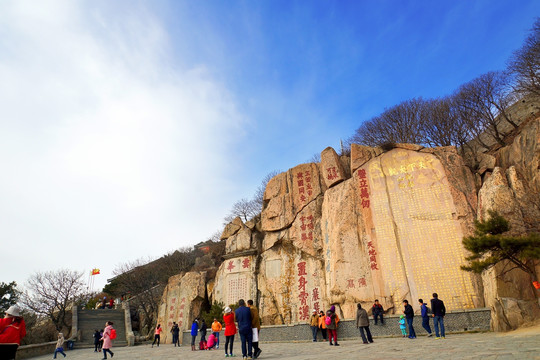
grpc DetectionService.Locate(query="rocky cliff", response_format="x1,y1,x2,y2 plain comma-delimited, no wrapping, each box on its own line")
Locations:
157,117,540,334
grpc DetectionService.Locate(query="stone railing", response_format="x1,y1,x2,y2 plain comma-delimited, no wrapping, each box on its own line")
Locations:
15,341,56,359
181,308,491,345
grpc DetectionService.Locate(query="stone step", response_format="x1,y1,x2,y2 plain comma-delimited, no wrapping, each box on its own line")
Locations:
78,308,127,345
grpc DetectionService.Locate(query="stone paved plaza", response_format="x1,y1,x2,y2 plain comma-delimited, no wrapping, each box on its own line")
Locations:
29,327,540,360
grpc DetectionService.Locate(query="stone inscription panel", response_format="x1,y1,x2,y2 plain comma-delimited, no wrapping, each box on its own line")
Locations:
367,150,475,311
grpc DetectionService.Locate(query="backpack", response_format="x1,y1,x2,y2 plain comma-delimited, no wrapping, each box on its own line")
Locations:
199,340,207,350
325,316,331,326
110,329,117,340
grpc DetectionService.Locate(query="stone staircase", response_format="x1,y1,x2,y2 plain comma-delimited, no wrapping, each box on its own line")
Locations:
78,309,128,347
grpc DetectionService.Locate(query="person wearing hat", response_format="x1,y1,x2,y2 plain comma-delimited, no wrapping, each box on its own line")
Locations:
0,305,26,345
309,309,319,342
326,305,340,346
223,306,236,357
0,305,27,360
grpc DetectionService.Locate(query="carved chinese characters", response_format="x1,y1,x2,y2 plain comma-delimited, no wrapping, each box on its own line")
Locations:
367,150,476,311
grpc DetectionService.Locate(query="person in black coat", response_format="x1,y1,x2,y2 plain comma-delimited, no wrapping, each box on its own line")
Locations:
200,319,207,342
430,293,446,338
402,300,416,339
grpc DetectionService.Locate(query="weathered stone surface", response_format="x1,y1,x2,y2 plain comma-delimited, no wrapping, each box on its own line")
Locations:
339,155,352,179
361,149,479,312
320,147,346,188
257,245,326,324
350,144,373,173
394,143,424,151
482,263,540,331
220,217,243,240
429,146,479,240
288,196,324,258
321,178,380,317
261,163,324,232
225,226,252,254
156,271,206,343
477,167,526,235
506,166,540,233
211,254,257,309
477,153,496,175
497,117,540,195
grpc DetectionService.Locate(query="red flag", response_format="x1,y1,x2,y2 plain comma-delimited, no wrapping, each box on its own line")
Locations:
91,268,100,275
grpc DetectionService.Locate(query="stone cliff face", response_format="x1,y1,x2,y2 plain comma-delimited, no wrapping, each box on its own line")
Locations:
212,145,484,323
157,117,540,334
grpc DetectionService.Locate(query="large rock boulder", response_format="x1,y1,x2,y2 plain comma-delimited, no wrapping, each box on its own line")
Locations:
156,271,207,344
261,163,325,231
320,147,347,188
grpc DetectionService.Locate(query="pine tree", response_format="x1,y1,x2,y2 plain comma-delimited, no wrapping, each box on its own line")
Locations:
461,210,540,283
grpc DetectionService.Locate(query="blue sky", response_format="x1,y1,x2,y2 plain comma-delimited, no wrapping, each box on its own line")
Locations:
0,0,538,291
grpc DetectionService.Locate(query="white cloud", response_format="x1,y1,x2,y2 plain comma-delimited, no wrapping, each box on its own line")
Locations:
0,1,247,290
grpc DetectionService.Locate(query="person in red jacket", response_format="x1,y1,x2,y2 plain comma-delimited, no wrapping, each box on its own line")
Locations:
223,307,237,357
0,305,26,344
0,305,26,360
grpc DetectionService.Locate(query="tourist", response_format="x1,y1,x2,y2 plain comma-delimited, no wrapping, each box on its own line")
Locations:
248,299,262,359
206,333,217,350
431,293,446,339
418,299,433,336
152,324,162,347
53,332,66,358
223,307,236,357
171,322,180,347
199,319,208,343
211,317,222,349
190,318,199,351
318,310,327,340
235,299,253,359
108,298,114,309
355,303,373,344
398,315,407,337
0,305,26,359
101,297,107,310
93,329,101,352
309,309,319,342
403,300,416,339
326,305,340,346
100,321,115,359
372,299,384,325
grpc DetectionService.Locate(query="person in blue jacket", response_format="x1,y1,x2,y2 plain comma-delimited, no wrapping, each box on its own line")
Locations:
191,318,199,351
235,299,253,360
418,299,432,336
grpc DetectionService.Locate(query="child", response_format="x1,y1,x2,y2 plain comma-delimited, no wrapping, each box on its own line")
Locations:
206,333,217,350
399,315,407,337
53,333,66,358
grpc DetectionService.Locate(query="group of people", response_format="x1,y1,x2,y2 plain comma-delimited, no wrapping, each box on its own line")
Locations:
400,293,446,339
308,305,341,345
307,293,446,345
0,305,116,360
187,299,261,360
96,297,115,310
